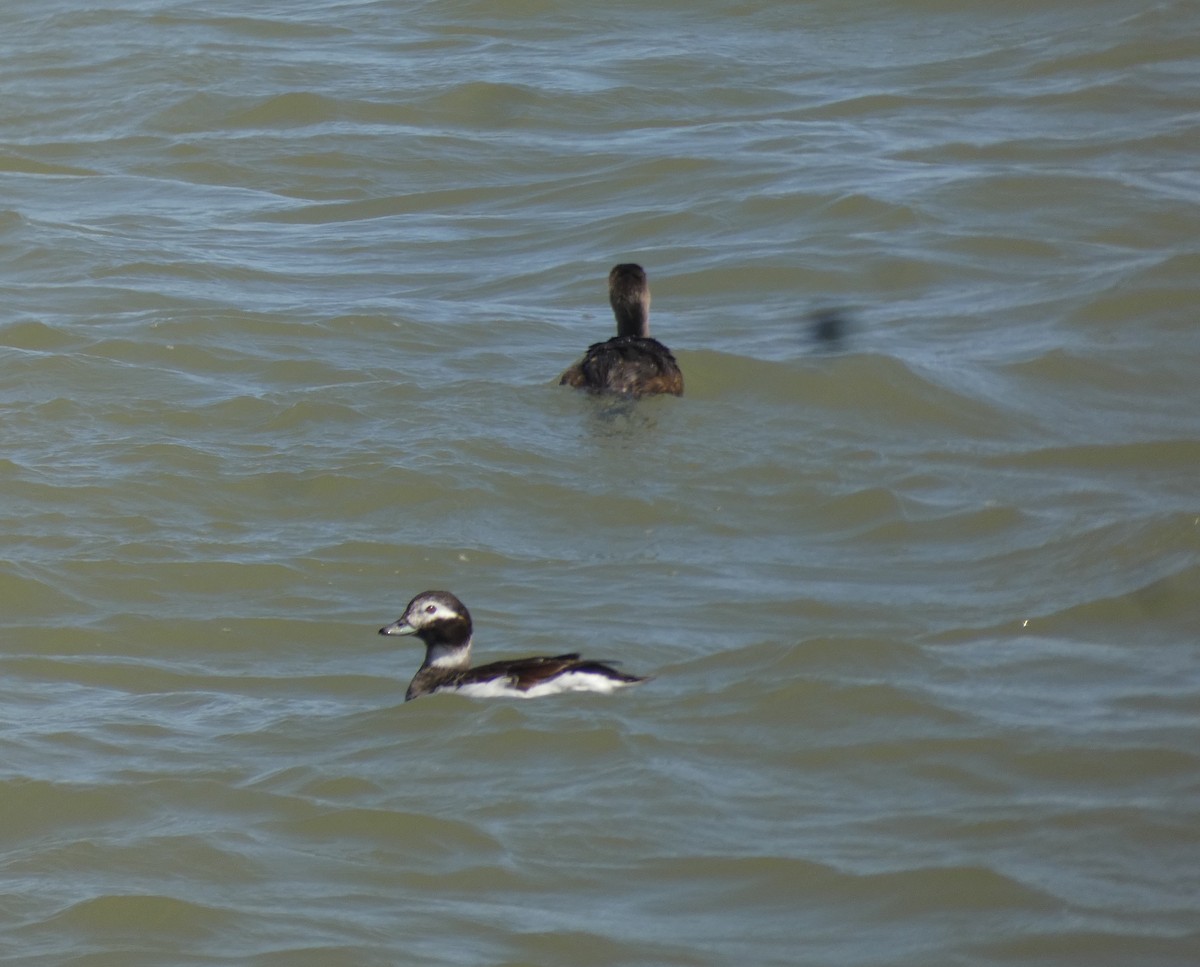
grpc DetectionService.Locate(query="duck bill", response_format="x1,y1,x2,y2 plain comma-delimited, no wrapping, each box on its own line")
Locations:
379,617,417,637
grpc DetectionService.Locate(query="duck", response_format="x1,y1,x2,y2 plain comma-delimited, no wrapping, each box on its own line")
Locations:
379,590,648,701
559,263,684,397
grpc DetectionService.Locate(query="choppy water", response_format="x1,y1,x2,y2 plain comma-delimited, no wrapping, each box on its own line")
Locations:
3,1,1199,964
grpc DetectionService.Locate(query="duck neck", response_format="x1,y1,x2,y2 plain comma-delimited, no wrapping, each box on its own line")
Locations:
419,634,473,671
609,265,651,337
614,303,649,338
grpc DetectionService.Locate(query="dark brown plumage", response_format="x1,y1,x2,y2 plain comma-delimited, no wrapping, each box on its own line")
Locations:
559,263,683,398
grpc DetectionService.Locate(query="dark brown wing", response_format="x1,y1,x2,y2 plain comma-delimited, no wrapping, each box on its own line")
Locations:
560,336,683,397
464,654,580,691
559,361,588,388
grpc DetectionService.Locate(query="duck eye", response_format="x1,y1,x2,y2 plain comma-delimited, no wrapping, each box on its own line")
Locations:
424,604,436,614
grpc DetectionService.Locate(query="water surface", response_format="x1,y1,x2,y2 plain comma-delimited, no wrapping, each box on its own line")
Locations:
2,1,1199,964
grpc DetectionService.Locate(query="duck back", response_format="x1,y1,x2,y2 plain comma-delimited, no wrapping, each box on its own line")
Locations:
560,335,683,397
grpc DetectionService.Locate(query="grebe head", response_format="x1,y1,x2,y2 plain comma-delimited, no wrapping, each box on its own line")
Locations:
609,263,651,338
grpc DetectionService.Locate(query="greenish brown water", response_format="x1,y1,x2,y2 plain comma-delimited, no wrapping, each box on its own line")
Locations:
2,1,1199,964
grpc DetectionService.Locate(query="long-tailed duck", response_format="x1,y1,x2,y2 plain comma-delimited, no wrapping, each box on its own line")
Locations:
559,263,684,398
379,590,647,701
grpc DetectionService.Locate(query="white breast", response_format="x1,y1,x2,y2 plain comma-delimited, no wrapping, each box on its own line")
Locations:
449,671,636,699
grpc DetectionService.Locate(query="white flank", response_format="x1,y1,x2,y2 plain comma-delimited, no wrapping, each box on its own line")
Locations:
451,671,636,699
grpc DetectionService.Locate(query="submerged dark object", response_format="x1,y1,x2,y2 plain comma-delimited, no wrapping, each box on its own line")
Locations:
808,308,853,347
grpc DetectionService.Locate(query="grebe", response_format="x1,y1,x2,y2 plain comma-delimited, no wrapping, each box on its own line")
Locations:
559,263,683,397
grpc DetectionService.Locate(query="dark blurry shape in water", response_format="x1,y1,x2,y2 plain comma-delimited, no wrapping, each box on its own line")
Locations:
560,263,684,398
808,308,854,350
